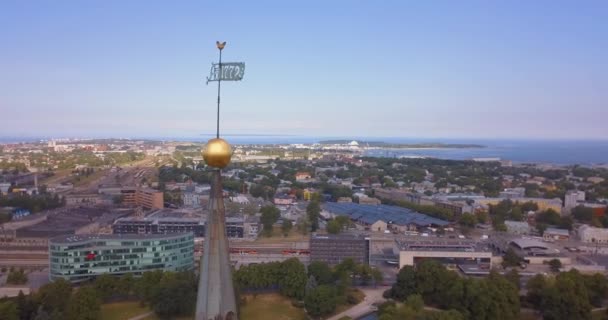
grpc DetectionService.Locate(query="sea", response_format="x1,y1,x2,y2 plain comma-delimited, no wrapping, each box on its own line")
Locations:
1,136,607,166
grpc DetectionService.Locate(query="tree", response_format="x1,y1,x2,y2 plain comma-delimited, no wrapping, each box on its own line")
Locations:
94,274,118,301
525,274,547,309
151,272,196,318
0,301,18,320
484,271,520,320
390,266,417,301
278,258,307,300
458,213,477,228
249,184,265,198
281,219,293,236
509,206,523,221
304,285,338,317
260,205,280,237
35,279,72,319
542,271,592,320
572,205,594,223
66,286,100,320
307,201,321,232
584,273,608,308
6,269,27,285
372,268,383,286
502,248,522,268
17,290,37,320
308,261,334,285
536,209,562,226
296,216,310,235
327,219,341,234
33,306,50,320
548,259,562,273
559,216,574,231
404,294,424,312
305,275,318,296
135,270,163,303
505,269,521,290
116,273,135,297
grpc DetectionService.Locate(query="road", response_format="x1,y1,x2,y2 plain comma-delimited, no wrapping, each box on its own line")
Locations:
327,286,389,320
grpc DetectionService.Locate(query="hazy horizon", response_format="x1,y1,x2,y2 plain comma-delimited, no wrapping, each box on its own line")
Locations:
1,1,607,139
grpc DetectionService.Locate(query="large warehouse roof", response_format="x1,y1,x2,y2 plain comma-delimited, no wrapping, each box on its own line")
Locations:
510,238,549,250
323,202,449,227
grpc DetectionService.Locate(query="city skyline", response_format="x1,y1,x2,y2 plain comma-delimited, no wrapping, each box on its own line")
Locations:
1,1,607,139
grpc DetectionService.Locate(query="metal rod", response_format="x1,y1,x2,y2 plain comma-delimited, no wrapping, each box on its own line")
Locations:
216,49,222,139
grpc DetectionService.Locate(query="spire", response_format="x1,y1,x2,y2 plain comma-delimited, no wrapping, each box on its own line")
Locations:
196,41,242,320
195,171,237,320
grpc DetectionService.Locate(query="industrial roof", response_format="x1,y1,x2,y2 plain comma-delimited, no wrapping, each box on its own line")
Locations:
510,238,549,250
323,202,449,227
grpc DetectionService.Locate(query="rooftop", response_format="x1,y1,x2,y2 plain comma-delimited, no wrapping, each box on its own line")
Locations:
510,238,549,250
396,238,491,252
50,232,192,244
323,202,449,227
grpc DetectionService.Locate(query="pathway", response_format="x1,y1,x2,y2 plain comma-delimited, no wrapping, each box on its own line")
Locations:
328,286,389,320
127,311,154,320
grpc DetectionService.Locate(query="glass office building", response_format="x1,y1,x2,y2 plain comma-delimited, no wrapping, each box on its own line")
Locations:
49,233,194,282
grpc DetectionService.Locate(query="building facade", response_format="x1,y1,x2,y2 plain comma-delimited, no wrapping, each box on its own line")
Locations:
119,188,164,210
310,233,370,266
113,216,253,238
49,233,194,282
579,225,608,243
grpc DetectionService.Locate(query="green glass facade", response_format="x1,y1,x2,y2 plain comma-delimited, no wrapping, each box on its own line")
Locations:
49,233,194,282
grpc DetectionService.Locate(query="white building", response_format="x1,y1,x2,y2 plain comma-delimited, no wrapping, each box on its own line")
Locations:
578,225,608,243
182,192,201,208
565,190,585,210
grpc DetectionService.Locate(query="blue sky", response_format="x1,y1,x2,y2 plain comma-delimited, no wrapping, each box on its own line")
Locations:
0,1,606,140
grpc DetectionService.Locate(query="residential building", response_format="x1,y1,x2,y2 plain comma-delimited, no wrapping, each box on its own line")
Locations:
295,172,312,181
565,191,586,210
499,188,526,199
274,194,294,206
475,198,563,213
49,233,194,283
183,192,201,208
543,228,570,241
136,188,164,210
588,177,605,184
303,188,318,201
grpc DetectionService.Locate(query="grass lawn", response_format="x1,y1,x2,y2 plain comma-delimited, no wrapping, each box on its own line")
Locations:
592,309,607,320
254,226,309,244
240,293,308,320
100,302,151,320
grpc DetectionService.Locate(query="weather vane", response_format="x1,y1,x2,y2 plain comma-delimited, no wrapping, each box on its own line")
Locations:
202,41,246,169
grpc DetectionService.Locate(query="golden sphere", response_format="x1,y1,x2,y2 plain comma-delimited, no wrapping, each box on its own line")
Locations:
202,138,232,168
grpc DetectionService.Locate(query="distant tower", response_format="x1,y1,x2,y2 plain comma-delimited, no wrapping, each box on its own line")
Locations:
195,41,238,320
